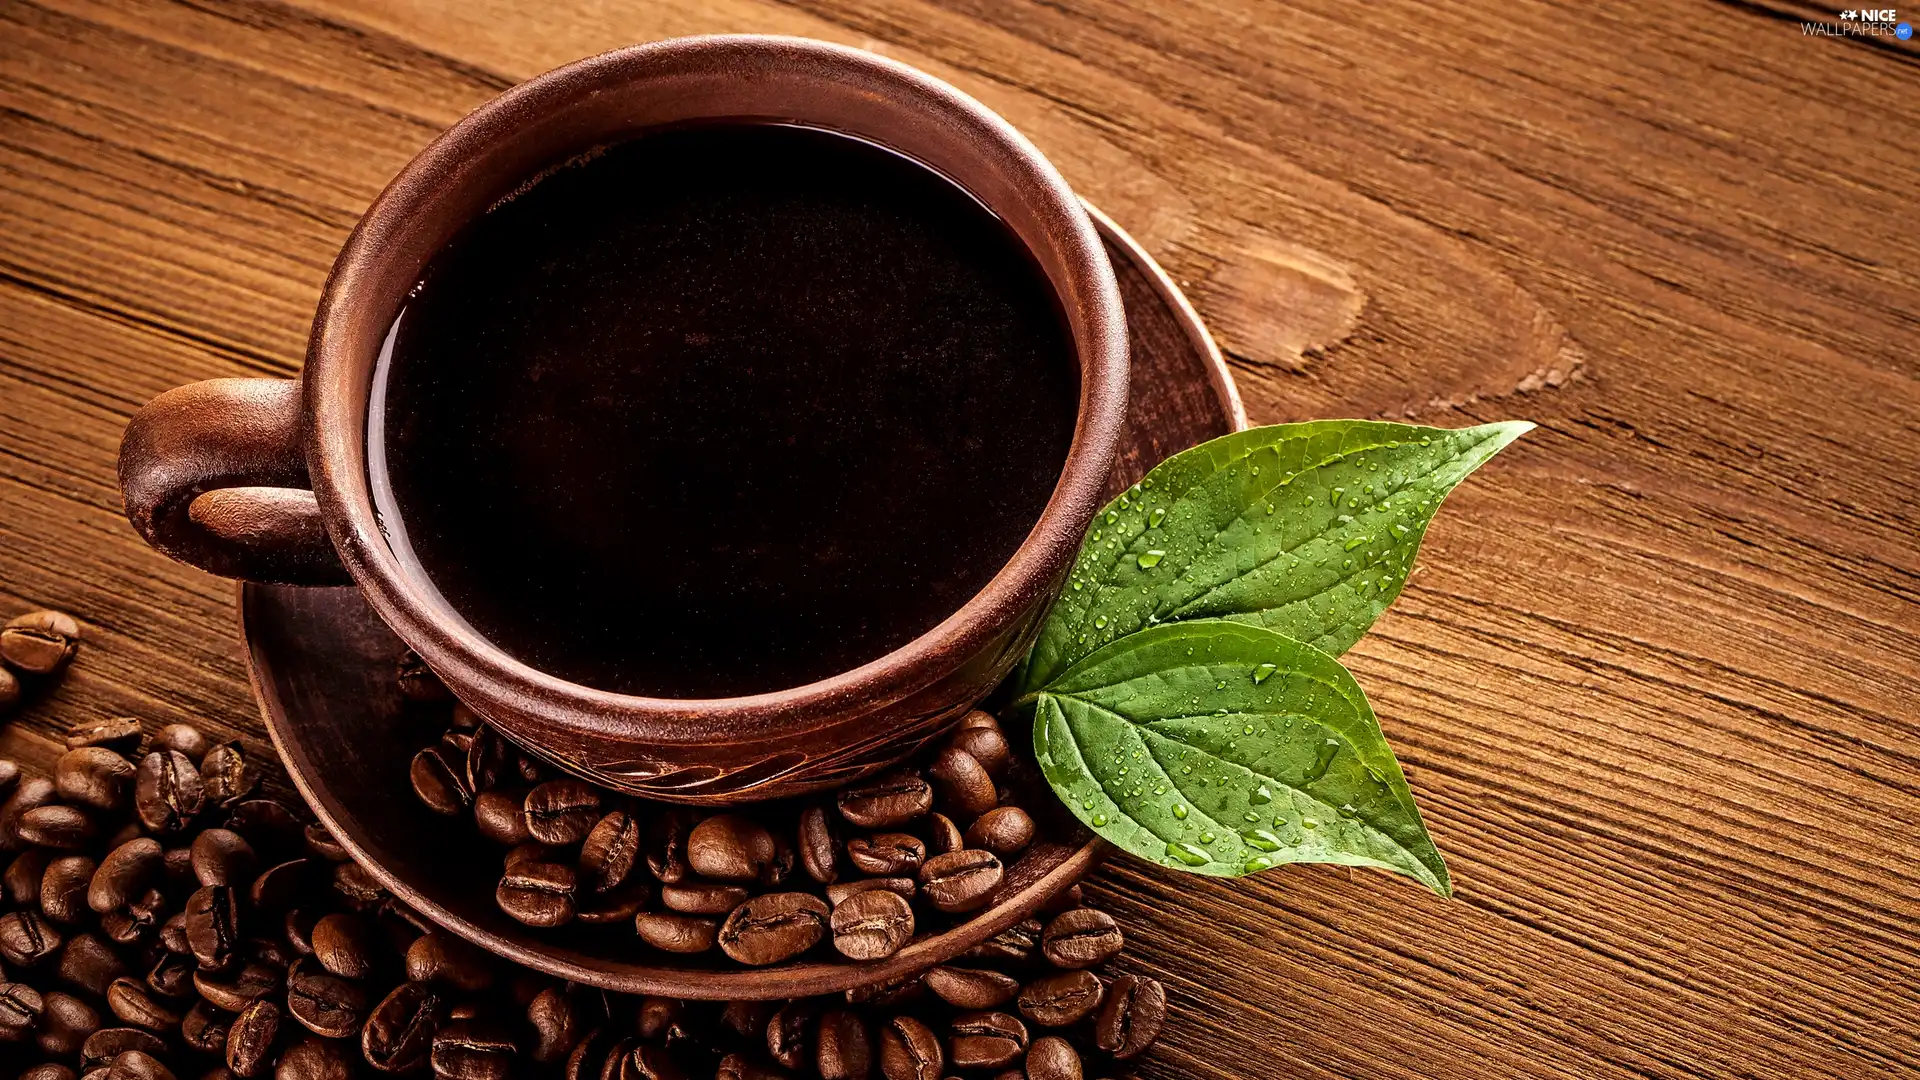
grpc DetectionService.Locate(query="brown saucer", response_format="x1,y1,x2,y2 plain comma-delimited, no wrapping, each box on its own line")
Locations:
240,206,1246,999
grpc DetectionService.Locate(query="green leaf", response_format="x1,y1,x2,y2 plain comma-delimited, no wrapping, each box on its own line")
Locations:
1032,620,1449,895
1017,420,1532,694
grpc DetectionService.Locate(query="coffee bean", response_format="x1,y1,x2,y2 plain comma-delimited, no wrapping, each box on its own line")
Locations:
660,881,749,915
471,791,529,847
947,1011,1027,1071
308,913,375,979
948,718,1011,777
0,910,62,966
497,861,576,928
927,748,997,819
919,850,1003,914
575,883,649,925
38,989,98,1058
829,888,913,961
462,725,512,796
1018,970,1103,1027
226,800,304,856
98,888,165,946
275,1034,354,1080
396,650,451,703
632,913,718,954
1093,973,1164,1059
815,1009,870,1080
1,610,80,674
579,811,640,893
964,807,1034,857
363,981,450,1074
523,781,600,846
526,986,580,1064
0,980,44,1041
847,832,926,876
106,976,180,1032
326,860,381,908
62,718,141,755
0,668,19,717
41,854,97,924
715,1054,788,1080
7,846,51,906
717,893,829,966
145,950,194,998
1,775,57,852
200,743,259,808
192,962,280,1013
924,966,1021,1010
227,999,280,1078
927,813,963,856
686,815,776,882
644,809,695,884
430,1018,517,1080
184,886,240,971
878,1014,943,1080
107,1051,176,1080
22,1065,71,1080
55,747,136,811
191,829,259,888
159,913,192,955
632,996,682,1040
410,746,472,817
134,752,203,835
615,1042,687,1080
55,933,126,997
151,723,209,763
823,877,915,907
798,805,843,885
405,932,496,992
19,805,98,849
301,824,348,863
837,772,933,829
561,1026,614,1080
89,839,161,915
182,1000,230,1055
82,1027,167,1070
766,999,820,1070
1024,1035,1081,1080
284,957,365,1038
246,860,312,912
1040,909,1122,969
0,758,18,797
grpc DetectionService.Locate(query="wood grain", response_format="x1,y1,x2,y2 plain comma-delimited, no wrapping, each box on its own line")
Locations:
2,2,1917,1077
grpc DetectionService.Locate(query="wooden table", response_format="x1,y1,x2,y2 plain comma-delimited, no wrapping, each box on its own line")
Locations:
4,2,1916,1076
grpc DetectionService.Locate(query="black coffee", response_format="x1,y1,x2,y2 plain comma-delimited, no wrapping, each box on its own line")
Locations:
372,124,1080,696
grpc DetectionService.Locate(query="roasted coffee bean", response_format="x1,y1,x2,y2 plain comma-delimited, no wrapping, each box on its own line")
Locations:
562,1026,615,1080
948,1011,1026,1071
301,824,348,863
767,999,821,1070
1,775,57,852
363,981,450,1074
1,610,80,674
715,1055,788,1080
579,811,641,893
527,986,581,1065
106,976,181,1032
64,718,141,755
82,1027,167,1070
927,813,963,856
1093,973,1164,1059
185,886,241,971
159,913,191,955
39,854,95,925
823,877,915,907
226,800,304,855
161,845,195,891
200,743,259,808
244,934,294,971
226,999,279,1078
633,912,719,954
948,716,1011,777
396,650,451,703
182,1000,230,1055
717,892,830,966
308,913,375,979
924,966,1021,1010
405,932,495,992
18,804,97,848
275,1034,355,1080
463,725,512,795
284,958,365,1038
281,908,319,958
89,839,162,915
631,996,682,1040
686,815,776,882
55,748,136,811
616,1043,688,1080
56,933,127,997
153,723,209,763
132,752,203,835
798,804,843,885
471,791,529,847
927,747,997,819
242,860,309,912
411,745,473,817
0,979,44,1040
145,950,194,998
327,860,382,907
848,832,926,876
1040,909,1122,969
1018,970,1103,1027
7,846,51,906
576,883,649,925
830,888,914,961
0,758,19,797
0,668,20,716
878,1014,943,1080
497,861,576,928
643,809,695,884
431,1019,517,1080
99,888,165,946
503,842,557,871
20,1067,73,1080
814,1009,870,1080
1023,1036,1081,1080
837,772,933,829
523,781,600,846
192,961,280,1013
919,850,1003,914
964,807,1034,857
660,880,749,915
0,909,62,966
190,829,259,888
38,990,98,1058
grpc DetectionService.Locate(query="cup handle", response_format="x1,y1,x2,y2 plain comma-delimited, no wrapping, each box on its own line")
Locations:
119,378,350,586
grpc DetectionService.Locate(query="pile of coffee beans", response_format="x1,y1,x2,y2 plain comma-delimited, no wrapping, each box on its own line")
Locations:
0,610,83,718
402,662,1055,972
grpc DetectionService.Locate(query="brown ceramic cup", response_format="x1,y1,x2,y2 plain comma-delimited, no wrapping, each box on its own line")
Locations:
117,36,1128,803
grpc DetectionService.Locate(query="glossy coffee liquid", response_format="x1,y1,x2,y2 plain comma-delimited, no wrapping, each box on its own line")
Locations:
371,124,1079,697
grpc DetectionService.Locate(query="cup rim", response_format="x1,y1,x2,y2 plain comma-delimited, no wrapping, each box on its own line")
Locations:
302,35,1127,746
